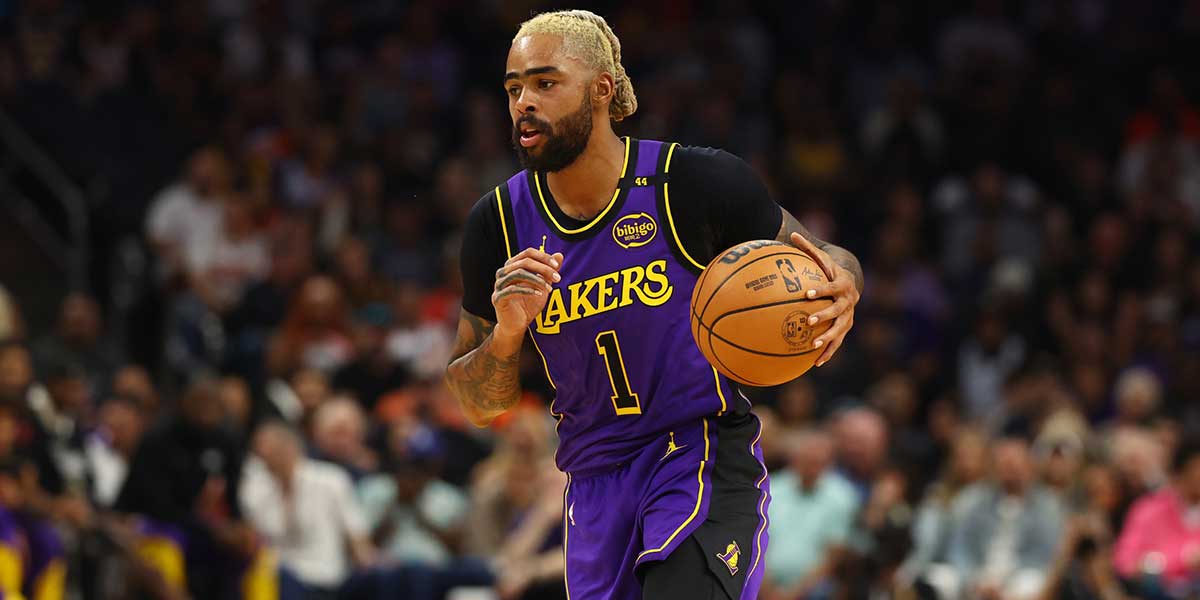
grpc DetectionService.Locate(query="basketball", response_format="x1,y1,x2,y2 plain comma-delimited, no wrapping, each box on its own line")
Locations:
690,240,834,386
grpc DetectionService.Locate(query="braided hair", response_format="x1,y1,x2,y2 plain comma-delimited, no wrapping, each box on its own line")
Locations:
515,10,638,122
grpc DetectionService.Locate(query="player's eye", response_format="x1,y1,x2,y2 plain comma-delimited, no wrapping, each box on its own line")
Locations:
538,80,555,90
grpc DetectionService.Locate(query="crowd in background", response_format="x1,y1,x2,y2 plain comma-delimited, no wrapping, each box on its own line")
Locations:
1,0,1200,599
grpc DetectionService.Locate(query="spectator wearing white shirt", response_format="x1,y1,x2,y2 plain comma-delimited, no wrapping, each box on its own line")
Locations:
240,421,376,600
145,147,232,281
85,395,146,508
184,195,270,314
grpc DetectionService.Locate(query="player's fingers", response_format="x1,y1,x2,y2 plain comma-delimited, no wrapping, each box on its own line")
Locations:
508,247,561,270
789,232,835,281
813,317,851,366
802,281,841,300
494,269,553,292
498,258,561,284
491,285,543,304
806,296,851,325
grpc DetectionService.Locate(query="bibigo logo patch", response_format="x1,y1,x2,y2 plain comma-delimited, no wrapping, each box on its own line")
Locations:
612,212,657,249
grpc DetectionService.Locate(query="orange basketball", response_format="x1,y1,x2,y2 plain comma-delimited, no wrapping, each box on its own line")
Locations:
690,240,833,386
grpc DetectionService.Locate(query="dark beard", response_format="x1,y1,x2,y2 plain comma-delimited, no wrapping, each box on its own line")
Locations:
512,94,593,172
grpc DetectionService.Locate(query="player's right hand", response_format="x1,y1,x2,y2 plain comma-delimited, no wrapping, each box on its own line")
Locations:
492,247,563,338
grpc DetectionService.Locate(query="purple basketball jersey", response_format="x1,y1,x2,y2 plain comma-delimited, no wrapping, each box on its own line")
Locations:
497,137,738,474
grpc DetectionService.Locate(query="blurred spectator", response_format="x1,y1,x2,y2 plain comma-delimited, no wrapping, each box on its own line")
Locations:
860,74,945,183
0,286,23,341
898,428,988,589
333,237,395,312
385,284,453,381
241,421,375,599
946,437,1065,600
933,163,1041,287
219,375,254,439
1113,441,1200,596
182,194,270,315
145,147,232,280
465,407,563,599
832,407,890,502
0,342,34,406
267,275,356,376
1110,427,1170,501
1109,367,1163,431
27,359,91,498
1039,462,1130,600
267,367,332,430
85,395,145,508
225,218,316,385
31,293,121,399
841,467,914,598
467,407,557,556
958,306,1026,424
333,305,409,413
763,429,859,600
114,377,253,600
109,364,159,414
277,123,342,212
310,396,377,479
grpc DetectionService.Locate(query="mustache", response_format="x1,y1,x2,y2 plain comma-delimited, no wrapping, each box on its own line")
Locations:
514,115,551,135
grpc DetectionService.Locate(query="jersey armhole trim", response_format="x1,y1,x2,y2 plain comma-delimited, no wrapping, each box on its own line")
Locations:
658,142,707,274
495,185,519,259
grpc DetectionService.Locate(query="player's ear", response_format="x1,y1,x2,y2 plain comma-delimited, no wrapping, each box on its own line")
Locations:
592,72,615,106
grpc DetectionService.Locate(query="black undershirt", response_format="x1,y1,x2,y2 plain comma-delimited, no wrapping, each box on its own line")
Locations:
459,145,783,321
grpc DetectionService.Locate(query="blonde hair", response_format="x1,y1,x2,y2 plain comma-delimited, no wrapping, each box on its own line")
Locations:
515,10,637,122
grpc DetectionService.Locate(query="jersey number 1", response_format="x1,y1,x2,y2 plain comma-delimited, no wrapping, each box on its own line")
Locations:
595,330,642,415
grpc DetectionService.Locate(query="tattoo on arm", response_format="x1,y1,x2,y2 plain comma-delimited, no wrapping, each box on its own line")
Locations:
777,209,865,292
446,311,522,420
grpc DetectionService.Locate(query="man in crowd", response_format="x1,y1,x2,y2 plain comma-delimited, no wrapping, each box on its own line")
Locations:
763,429,860,600
947,436,1065,599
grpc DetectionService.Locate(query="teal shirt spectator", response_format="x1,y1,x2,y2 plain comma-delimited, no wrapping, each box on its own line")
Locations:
358,473,470,566
765,470,861,587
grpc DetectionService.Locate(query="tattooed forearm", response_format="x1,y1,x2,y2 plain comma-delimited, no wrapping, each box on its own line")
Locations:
777,209,865,293
456,335,521,408
446,310,524,426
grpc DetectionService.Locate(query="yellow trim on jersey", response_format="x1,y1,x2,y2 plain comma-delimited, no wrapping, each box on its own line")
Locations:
495,186,513,258
637,418,710,561
747,422,770,581
534,137,630,235
711,367,727,416
563,473,573,600
662,143,706,270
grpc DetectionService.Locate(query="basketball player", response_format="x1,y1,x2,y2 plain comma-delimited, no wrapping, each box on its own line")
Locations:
446,10,863,600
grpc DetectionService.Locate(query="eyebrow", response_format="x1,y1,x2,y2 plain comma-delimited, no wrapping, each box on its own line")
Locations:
504,66,561,82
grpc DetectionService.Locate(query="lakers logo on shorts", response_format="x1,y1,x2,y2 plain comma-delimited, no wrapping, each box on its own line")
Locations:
716,541,741,576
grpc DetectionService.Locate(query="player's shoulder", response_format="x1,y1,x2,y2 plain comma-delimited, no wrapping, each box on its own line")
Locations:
467,168,531,217
664,143,752,176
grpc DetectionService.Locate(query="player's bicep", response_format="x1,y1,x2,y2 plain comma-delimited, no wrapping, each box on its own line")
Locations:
674,148,783,258
449,309,496,363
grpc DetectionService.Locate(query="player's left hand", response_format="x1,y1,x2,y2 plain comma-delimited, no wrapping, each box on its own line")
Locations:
788,231,859,367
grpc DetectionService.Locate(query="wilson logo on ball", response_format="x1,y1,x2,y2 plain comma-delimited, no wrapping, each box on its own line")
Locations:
718,239,779,264
612,213,658,249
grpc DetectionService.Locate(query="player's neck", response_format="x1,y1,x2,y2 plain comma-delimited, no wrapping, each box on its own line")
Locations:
545,132,626,221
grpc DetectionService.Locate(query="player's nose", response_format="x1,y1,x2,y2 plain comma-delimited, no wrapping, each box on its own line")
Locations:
515,88,537,114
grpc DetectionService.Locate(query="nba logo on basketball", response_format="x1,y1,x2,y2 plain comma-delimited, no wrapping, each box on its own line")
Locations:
782,310,813,348
612,213,658,248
